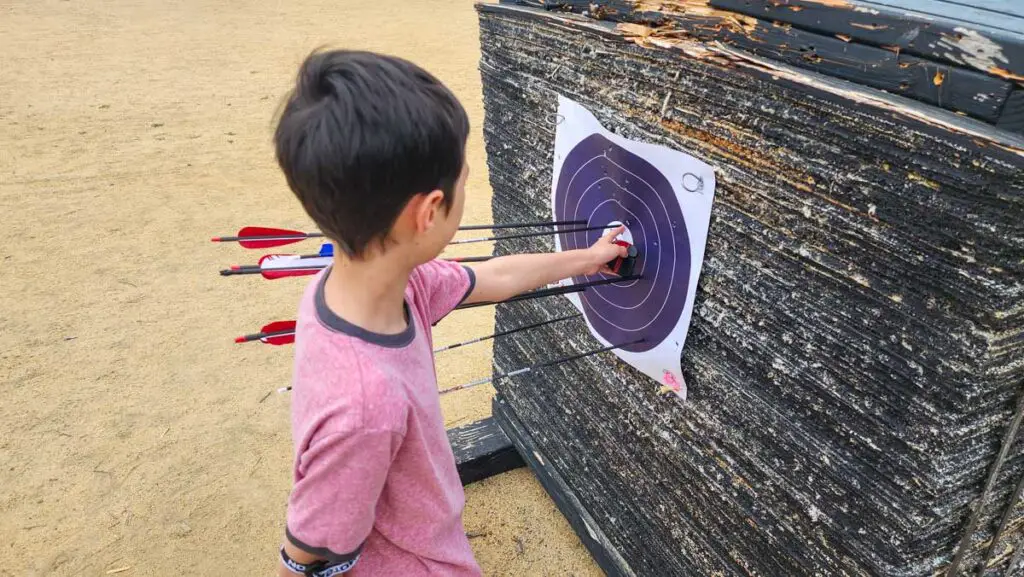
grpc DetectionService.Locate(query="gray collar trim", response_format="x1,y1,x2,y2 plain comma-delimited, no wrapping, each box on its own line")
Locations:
315,267,416,348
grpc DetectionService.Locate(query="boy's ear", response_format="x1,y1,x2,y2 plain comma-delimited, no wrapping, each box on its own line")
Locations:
407,189,447,234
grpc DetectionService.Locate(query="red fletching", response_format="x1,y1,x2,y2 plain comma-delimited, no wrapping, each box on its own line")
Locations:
261,267,320,280
242,226,304,236
237,226,310,249
262,320,296,333
263,333,296,346
235,320,296,345
259,320,296,345
257,253,321,279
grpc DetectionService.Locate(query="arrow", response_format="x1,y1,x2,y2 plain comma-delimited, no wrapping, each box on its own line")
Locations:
220,254,496,279
437,339,644,395
456,219,586,231
448,224,613,246
237,312,579,349
221,254,334,280
274,339,642,396
433,312,582,354
229,243,334,272
213,220,590,249
444,255,496,263
454,274,640,310
238,275,640,345
235,320,297,345
212,226,326,249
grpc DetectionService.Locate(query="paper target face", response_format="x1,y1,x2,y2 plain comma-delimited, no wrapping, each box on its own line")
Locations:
550,96,716,400
555,133,690,354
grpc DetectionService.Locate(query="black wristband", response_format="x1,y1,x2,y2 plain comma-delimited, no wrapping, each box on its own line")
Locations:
280,547,359,576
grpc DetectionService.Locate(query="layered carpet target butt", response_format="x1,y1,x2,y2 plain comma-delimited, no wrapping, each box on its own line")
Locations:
477,2,1024,575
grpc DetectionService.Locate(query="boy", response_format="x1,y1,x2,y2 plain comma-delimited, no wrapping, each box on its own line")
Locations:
273,49,627,576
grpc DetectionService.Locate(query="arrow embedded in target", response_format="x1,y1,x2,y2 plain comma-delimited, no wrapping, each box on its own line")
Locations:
452,272,634,309
237,275,640,345
275,339,644,396
240,310,585,350
438,339,643,395
433,312,582,354
212,220,590,249
239,254,332,279
224,242,334,273
447,224,613,246
220,253,496,279
455,219,586,231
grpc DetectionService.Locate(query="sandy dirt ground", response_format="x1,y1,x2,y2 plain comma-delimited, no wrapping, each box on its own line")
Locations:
0,1,601,575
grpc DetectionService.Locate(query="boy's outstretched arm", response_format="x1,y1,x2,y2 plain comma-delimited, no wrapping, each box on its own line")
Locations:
464,226,629,304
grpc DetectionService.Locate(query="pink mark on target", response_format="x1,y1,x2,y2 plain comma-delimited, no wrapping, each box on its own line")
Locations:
662,370,681,392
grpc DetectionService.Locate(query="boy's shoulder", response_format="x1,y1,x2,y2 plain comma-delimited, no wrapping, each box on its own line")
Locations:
407,259,475,324
291,274,413,438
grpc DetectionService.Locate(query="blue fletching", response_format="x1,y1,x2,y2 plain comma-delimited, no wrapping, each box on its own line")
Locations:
319,243,333,257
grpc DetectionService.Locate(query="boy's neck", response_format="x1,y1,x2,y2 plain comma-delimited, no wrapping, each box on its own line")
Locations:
323,251,414,335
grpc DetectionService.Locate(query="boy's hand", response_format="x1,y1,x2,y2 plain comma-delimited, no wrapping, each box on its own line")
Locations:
463,224,631,305
582,225,629,276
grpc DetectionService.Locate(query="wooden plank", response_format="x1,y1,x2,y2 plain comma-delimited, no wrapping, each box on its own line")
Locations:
715,16,1012,122
519,1,1014,122
491,396,635,577
711,0,1024,79
448,415,524,485
998,89,1024,135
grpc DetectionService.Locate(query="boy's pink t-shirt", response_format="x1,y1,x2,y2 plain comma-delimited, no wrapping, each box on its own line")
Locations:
285,259,481,576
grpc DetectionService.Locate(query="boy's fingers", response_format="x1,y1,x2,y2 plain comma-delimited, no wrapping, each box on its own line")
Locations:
600,225,625,242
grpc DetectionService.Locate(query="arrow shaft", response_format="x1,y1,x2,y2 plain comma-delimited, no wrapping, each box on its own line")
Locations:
449,225,613,246
274,338,638,397
230,253,324,271
221,255,495,277
443,255,494,263
220,266,324,277
216,221,588,245
438,339,642,395
454,274,640,310
237,328,295,343
242,274,637,344
217,232,324,242
457,219,586,231
433,312,581,353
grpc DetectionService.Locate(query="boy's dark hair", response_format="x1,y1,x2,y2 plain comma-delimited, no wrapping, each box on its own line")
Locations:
274,49,470,257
